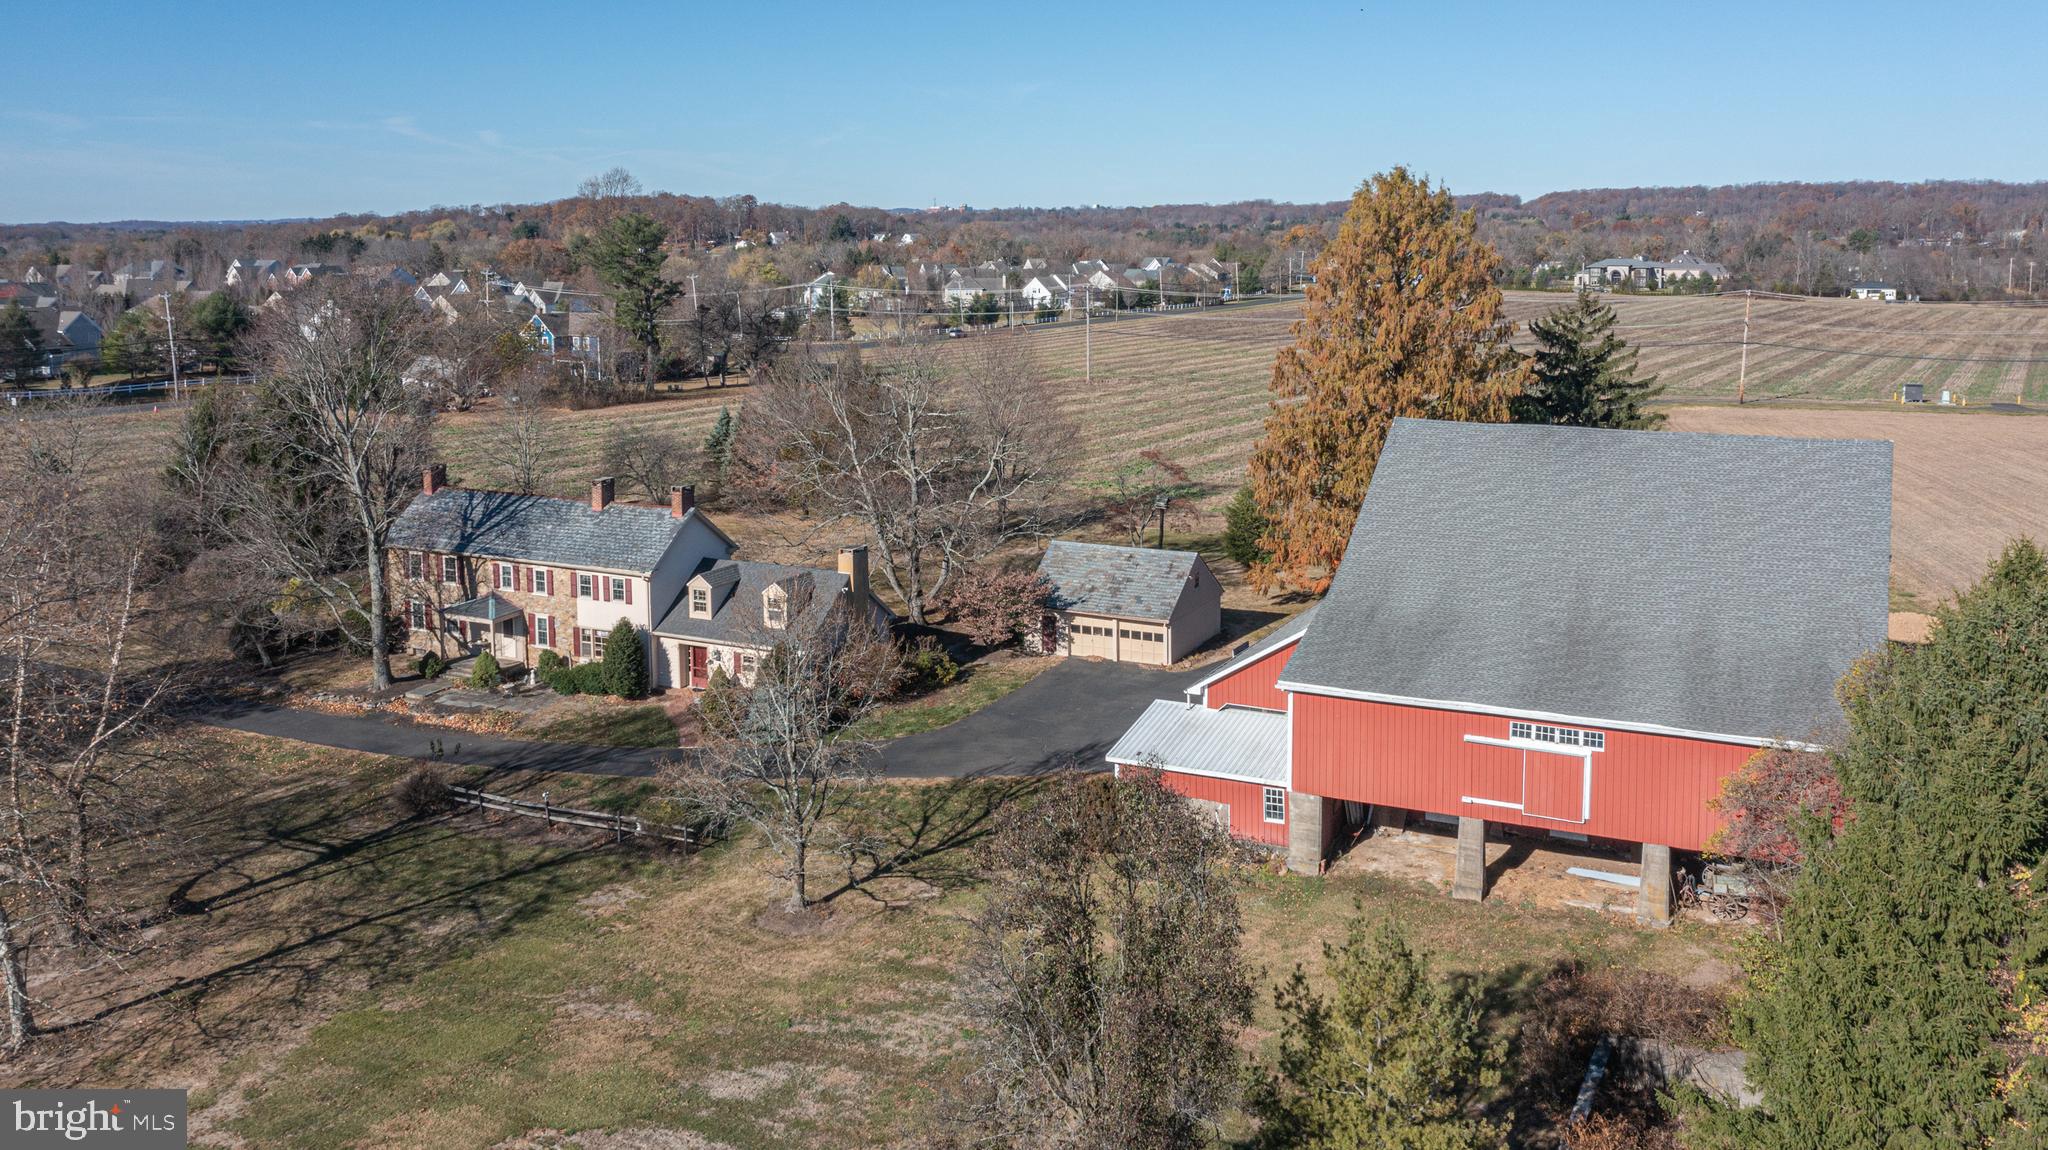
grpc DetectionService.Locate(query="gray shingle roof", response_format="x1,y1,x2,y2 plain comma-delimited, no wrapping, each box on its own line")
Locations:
651,559,854,646
1107,699,1289,785
1038,541,1202,623
1280,419,1892,741
388,488,698,573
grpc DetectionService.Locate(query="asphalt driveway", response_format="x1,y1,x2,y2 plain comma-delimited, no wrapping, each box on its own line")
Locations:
876,657,1201,778
192,658,1199,780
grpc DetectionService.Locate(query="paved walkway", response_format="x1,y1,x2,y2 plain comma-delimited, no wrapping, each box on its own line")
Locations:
193,658,1200,780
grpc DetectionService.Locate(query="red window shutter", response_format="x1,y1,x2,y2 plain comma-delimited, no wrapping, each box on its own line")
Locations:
624,580,632,605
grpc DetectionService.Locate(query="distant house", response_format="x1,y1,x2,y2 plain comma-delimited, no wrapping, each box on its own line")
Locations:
1850,281,1899,301
1018,272,1074,311
1029,540,1222,666
943,271,1008,308
1574,251,1729,290
225,258,285,292
11,306,102,375
286,263,346,286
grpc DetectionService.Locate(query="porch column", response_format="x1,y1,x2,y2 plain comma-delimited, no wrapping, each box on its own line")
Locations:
1453,816,1487,902
1285,792,1326,875
1637,843,1674,927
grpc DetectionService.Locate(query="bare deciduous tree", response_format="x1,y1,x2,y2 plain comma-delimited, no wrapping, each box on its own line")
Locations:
738,342,1076,623
213,278,438,688
953,768,1254,1149
661,604,898,913
489,369,558,495
600,420,695,502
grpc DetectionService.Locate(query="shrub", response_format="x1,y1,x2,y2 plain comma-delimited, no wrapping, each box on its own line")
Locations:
394,764,451,817
469,649,502,689
936,568,1053,649
416,651,446,680
536,649,566,679
902,636,960,693
602,619,647,699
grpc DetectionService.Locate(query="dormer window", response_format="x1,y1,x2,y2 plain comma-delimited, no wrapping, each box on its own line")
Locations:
764,592,787,629
690,586,710,617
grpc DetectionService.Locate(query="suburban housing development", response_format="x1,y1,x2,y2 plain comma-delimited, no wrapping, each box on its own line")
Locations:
1108,418,1893,924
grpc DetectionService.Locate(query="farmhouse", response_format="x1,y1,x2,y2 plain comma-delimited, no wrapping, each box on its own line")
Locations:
1029,540,1221,666
1108,419,1892,923
1850,281,1900,301
651,548,891,689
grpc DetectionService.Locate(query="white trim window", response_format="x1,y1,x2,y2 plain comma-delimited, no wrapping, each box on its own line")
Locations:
740,651,758,677
532,615,552,648
578,572,595,599
408,600,426,629
1510,720,1606,751
496,562,516,591
691,587,710,617
405,551,424,580
764,594,786,629
609,576,628,603
441,554,460,583
1262,787,1286,823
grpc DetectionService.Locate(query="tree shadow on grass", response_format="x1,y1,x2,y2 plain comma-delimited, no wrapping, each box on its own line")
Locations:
818,772,1056,906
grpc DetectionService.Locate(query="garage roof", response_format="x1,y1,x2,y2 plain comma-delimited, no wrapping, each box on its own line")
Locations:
1107,699,1289,785
1037,540,1204,623
1280,419,1892,742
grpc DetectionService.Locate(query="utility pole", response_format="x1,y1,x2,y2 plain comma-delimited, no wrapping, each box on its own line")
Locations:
162,293,182,401
828,283,836,342
1084,282,1093,387
1736,290,1753,405
688,274,698,312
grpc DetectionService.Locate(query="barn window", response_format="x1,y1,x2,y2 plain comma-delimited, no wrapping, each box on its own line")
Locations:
1262,787,1286,823
1511,720,1605,750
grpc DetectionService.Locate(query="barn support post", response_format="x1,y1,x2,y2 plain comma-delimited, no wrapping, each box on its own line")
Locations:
1285,792,1326,874
1637,843,1674,927
1453,816,1487,902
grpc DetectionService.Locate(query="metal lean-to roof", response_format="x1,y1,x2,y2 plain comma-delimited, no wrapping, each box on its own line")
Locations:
1107,699,1289,786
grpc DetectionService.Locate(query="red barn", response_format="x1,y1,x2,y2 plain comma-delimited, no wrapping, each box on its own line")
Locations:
1108,418,1892,923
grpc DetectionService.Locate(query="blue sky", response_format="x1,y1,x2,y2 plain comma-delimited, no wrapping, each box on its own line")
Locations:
5,1,2042,223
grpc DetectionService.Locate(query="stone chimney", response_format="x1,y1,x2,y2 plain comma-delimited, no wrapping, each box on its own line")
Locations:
423,463,446,495
590,477,615,512
837,545,869,606
670,484,695,520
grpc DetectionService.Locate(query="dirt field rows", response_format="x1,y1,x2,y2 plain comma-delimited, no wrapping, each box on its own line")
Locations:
18,293,2046,600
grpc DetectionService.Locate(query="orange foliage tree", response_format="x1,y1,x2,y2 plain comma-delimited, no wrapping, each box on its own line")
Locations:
1248,167,1528,592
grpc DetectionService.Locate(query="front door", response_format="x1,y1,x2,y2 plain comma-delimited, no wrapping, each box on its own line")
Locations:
688,645,709,688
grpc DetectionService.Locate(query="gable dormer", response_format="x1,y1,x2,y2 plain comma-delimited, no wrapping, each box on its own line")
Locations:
763,584,788,629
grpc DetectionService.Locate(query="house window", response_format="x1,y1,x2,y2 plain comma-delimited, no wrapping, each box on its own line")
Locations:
764,596,786,628
691,587,709,616
441,555,460,582
1510,720,1604,751
581,628,606,659
532,615,552,648
609,576,628,603
408,600,426,630
497,563,516,590
405,552,423,579
740,652,757,677
578,572,594,599
1262,787,1286,823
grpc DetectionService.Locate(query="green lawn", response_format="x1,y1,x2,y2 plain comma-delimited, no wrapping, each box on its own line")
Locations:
527,701,679,748
842,654,1054,741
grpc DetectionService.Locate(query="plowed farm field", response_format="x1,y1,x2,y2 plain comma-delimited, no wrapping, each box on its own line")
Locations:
20,293,2047,598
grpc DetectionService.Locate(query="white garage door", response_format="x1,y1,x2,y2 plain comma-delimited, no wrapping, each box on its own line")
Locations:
1067,616,1117,659
1116,623,1167,665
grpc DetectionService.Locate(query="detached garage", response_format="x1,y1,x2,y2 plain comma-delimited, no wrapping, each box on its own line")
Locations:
1032,540,1222,666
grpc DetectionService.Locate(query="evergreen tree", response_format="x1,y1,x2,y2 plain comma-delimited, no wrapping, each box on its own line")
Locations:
0,303,41,380
586,211,682,393
1690,540,2048,1148
1513,292,1664,429
702,406,736,495
1251,919,1507,1149
1248,167,1527,593
1222,485,1270,567
601,619,647,699
185,290,252,372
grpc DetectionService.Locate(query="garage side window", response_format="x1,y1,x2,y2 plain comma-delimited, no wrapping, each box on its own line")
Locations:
1262,787,1285,823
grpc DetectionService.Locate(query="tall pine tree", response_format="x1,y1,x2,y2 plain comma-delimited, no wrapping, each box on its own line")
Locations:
1512,291,1664,428
1689,540,2048,1148
1248,167,1526,593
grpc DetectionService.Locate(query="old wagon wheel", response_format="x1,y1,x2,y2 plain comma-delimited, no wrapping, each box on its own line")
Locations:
1712,894,1750,923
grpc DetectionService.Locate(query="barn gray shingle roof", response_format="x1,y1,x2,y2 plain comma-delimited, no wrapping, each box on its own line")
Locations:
388,487,698,574
1037,541,1202,623
1279,419,1892,741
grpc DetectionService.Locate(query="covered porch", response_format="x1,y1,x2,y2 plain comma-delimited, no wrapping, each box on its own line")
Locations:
440,593,528,667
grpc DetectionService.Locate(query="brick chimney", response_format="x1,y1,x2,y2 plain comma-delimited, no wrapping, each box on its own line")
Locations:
670,484,695,519
837,545,869,606
590,477,615,512
422,463,446,495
